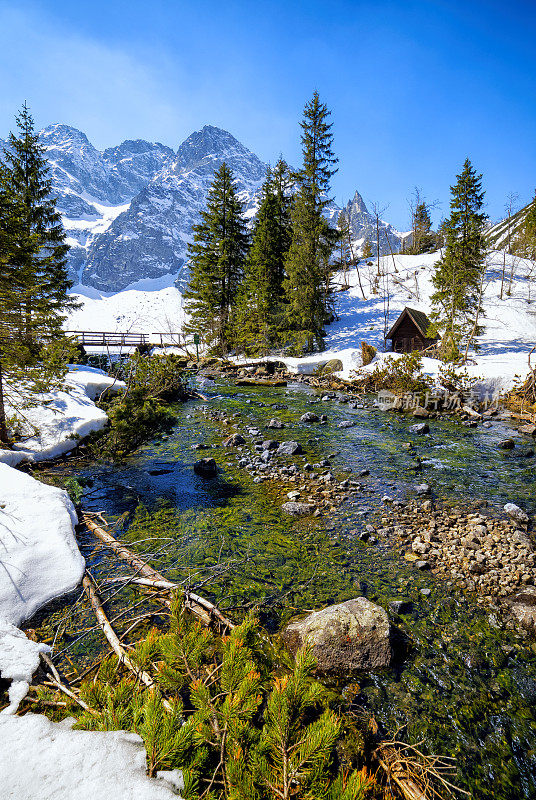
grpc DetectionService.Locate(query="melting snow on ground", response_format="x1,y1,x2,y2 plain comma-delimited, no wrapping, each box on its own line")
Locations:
0,366,122,467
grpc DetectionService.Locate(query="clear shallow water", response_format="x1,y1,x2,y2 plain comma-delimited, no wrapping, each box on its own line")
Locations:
41,380,536,799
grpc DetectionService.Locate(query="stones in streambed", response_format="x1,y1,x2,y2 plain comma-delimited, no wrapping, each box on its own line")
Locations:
281,501,317,516
266,418,285,429
519,423,536,436
498,438,515,450
300,412,320,423
223,433,246,447
277,441,304,456
337,420,356,429
389,499,536,609
262,439,280,451
504,503,530,525
192,443,211,450
193,458,218,478
409,422,430,434
281,598,393,673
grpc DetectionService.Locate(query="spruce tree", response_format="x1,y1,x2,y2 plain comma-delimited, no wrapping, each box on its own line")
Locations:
0,104,77,443
431,158,488,360
0,104,76,351
284,92,339,353
233,161,292,355
361,238,373,260
409,201,439,254
183,162,249,355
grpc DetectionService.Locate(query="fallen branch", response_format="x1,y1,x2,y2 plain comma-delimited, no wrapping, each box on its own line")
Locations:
81,511,235,631
82,572,171,707
375,740,469,800
38,652,94,714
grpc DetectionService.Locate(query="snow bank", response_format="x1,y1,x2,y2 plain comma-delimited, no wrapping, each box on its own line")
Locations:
0,366,121,466
0,714,183,799
0,464,84,713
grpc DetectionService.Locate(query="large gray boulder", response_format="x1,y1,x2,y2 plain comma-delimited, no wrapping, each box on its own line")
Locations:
281,597,393,674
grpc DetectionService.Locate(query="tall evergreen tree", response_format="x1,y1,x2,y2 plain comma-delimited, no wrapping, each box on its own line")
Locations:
430,158,488,360
233,161,293,355
0,104,76,351
284,92,339,352
0,104,77,443
183,162,249,355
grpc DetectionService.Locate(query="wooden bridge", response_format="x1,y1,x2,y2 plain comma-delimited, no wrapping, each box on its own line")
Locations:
65,331,189,349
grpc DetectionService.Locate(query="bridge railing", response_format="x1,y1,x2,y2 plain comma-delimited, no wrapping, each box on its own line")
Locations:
64,331,149,347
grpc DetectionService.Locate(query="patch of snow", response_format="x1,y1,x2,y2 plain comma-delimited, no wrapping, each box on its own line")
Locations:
0,464,84,712
0,714,183,799
0,367,121,465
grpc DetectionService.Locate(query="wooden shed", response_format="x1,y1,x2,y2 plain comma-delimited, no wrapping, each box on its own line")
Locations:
386,307,438,353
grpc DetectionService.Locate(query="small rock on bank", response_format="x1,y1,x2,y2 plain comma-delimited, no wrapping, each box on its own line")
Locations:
281,597,393,673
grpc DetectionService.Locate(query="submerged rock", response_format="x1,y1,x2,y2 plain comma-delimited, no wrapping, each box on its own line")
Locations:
277,441,304,456
281,598,393,673
282,501,316,516
337,420,356,429
498,438,515,450
409,422,430,434
506,587,536,630
193,458,218,478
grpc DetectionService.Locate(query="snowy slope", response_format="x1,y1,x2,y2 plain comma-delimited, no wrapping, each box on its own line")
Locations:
68,281,185,338
321,249,536,390
486,196,535,250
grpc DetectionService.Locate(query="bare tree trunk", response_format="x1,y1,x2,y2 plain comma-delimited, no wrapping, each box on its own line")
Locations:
0,351,9,444
346,231,366,300
463,266,487,363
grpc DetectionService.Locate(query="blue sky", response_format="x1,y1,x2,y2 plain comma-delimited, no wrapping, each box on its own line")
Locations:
0,0,535,228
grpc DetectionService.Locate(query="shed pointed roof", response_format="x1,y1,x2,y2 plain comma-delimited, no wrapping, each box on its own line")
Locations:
386,307,436,340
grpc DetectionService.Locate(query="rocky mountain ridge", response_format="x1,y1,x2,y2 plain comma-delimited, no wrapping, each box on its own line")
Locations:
2,123,410,292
